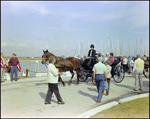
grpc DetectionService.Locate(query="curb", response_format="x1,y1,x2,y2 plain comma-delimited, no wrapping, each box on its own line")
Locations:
75,93,149,118
76,101,118,118
119,93,149,104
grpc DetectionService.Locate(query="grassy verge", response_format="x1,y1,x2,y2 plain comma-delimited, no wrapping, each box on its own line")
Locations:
90,97,149,118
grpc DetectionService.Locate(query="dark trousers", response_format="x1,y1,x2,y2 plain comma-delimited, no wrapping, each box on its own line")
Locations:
110,64,115,78
122,64,127,72
102,78,111,95
87,57,95,66
45,83,63,103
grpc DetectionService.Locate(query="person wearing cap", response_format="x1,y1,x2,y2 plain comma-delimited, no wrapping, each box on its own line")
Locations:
87,44,96,66
1,52,6,83
8,53,19,82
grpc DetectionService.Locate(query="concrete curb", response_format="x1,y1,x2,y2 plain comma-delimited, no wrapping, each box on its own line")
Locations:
75,101,118,118
119,93,149,104
76,93,149,118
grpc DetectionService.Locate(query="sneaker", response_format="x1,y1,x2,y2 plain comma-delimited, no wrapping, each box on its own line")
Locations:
58,102,65,104
139,89,143,91
133,89,138,91
96,101,102,103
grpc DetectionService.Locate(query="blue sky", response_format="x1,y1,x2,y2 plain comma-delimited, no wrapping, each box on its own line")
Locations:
1,1,149,57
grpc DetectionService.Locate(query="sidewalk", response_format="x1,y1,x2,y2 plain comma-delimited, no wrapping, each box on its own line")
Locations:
1,73,149,118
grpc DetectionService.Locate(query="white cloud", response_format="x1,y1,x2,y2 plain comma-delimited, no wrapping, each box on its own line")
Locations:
2,1,49,16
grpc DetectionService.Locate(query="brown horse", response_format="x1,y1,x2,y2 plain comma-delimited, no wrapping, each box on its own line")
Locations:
41,50,81,86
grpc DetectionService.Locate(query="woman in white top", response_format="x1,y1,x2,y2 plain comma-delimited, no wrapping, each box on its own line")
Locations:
45,56,65,105
130,57,135,73
102,61,112,96
123,56,128,72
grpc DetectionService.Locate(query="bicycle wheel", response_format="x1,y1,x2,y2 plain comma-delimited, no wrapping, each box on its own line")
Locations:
113,66,125,83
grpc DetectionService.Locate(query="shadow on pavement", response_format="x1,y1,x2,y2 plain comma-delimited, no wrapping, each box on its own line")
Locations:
143,80,149,87
39,92,57,103
112,82,134,90
36,83,47,86
87,87,97,92
78,90,97,102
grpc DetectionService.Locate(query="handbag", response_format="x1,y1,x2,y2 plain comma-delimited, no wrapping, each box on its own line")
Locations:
104,81,109,91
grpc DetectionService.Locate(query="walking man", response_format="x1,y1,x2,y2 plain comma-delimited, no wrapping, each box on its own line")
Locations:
8,53,19,82
133,54,144,91
93,57,107,103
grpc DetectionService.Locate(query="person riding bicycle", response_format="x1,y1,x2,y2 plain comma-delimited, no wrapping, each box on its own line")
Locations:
107,53,117,78
87,44,96,66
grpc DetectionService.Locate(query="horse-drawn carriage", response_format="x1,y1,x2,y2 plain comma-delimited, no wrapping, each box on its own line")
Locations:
41,50,126,86
78,56,125,84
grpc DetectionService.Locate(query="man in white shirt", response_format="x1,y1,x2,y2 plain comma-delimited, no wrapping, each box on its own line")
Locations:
93,57,107,103
133,54,144,91
104,53,109,62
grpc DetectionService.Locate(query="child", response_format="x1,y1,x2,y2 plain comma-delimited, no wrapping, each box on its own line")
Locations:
102,61,112,96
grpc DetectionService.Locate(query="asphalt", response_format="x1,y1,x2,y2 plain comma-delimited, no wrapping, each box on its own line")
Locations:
1,73,149,118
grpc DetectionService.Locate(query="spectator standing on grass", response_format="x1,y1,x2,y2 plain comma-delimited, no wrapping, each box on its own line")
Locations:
45,56,65,105
133,54,144,91
127,55,132,74
93,57,107,103
1,52,6,83
122,56,128,72
8,53,19,82
102,60,112,96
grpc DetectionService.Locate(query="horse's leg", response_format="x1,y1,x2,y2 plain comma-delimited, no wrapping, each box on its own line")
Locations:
68,70,74,86
76,71,80,85
58,75,65,87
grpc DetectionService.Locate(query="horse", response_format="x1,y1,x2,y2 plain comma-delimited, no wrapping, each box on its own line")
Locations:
41,50,81,86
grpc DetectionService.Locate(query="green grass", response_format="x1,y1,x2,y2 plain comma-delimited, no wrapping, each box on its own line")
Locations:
90,97,149,118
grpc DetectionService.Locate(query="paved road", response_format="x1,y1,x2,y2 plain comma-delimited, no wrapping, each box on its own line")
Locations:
1,73,149,118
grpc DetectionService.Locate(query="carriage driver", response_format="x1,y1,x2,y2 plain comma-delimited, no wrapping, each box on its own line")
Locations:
87,44,96,66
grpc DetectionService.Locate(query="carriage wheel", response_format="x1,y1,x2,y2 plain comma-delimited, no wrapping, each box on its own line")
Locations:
79,75,88,82
113,66,125,83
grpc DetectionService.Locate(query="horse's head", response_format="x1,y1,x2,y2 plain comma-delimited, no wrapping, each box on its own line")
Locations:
41,50,55,64
41,50,50,64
